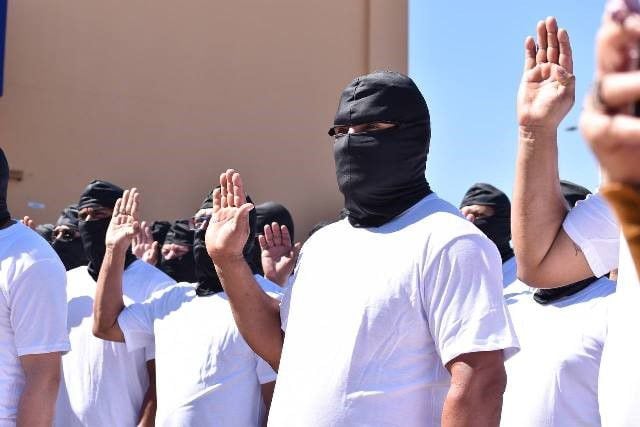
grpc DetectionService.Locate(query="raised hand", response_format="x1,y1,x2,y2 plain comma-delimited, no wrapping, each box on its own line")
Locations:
260,222,302,286
517,17,575,131
21,216,36,230
132,221,159,265
205,169,254,264
105,188,140,252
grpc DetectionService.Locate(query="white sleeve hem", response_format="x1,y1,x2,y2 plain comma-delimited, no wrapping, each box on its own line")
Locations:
16,342,70,357
441,340,520,367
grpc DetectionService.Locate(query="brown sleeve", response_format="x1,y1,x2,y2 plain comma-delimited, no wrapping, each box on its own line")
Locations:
601,182,640,280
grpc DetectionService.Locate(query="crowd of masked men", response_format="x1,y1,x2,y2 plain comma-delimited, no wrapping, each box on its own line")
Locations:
3,6,640,427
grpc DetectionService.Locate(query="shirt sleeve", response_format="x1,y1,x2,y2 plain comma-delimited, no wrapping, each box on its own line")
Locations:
256,356,277,384
118,297,156,354
423,234,519,366
10,259,70,356
562,193,620,277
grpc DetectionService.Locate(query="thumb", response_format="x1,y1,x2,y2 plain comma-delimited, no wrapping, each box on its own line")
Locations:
292,242,302,258
235,202,255,225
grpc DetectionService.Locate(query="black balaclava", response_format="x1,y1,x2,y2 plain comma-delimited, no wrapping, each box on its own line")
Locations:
250,202,295,276
534,181,598,304
331,71,432,228
460,183,514,262
52,204,88,271
35,224,55,242
193,190,257,296
151,220,172,246
0,149,10,226
159,219,196,283
78,180,136,281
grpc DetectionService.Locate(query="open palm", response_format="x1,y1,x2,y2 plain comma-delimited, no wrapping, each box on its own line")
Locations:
260,222,301,286
105,188,140,251
205,169,254,262
517,17,575,129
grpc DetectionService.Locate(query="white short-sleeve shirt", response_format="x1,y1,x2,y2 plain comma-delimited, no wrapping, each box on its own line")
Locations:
0,222,69,426
54,260,174,427
501,277,615,427
271,194,519,427
118,275,281,427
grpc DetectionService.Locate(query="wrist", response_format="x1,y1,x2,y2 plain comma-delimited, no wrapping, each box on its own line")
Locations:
210,252,247,268
518,125,558,141
105,244,129,258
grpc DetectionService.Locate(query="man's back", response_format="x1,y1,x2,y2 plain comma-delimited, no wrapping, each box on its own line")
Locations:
269,194,518,426
0,222,69,425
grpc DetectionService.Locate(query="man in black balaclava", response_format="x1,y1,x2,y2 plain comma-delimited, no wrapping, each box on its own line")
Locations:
158,219,196,283
51,204,88,271
0,148,69,426
55,181,174,427
460,183,516,286
250,201,295,278
207,72,517,426
192,189,257,295
92,187,279,425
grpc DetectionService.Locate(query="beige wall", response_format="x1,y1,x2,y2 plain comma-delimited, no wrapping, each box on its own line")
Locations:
0,0,407,239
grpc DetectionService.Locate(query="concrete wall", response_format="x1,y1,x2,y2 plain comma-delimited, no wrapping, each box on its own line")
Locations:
0,0,407,239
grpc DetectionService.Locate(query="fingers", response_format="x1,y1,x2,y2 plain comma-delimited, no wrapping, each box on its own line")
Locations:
231,171,246,208
264,223,275,247
219,173,228,209
581,103,640,148
280,224,292,249
558,28,573,74
225,169,235,208
536,20,548,64
130,190,140,220
599,70,640,108
145,223,153,242
113,198,122,218
212,188,222,214
546,17,559,64
271,222,283,247
524,36,536,71
258,234,268,251
292,242,302,258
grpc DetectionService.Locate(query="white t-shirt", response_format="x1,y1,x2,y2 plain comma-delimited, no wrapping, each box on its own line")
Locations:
118,275,280,427
561,193,640,426
0,222,69,426
502,256,518,287
269,194,519,427
54,260,174,427
501,277,615,427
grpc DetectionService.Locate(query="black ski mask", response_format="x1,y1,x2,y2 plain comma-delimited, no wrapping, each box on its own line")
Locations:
460,183,514,263
0,149,10,226
78,180,136,281
250,201,295,276
159,220,196,283
330,71,432,228
52,204,88,271
193,190,257,296
534,181,598,304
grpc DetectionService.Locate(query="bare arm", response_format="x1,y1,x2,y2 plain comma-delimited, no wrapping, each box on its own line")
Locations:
206,169,286,371
261,381,276,427
513,17,593,287
93,189,141,342
137,360,157,427
441,351,506,427
17,352,62,427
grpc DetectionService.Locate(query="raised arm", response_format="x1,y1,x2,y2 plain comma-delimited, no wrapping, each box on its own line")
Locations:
205,169,284,370
93,188,140,342
513,17,592,287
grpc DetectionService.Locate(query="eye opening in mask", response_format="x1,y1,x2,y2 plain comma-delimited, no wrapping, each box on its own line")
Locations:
328,121,399,138
52,226,79,242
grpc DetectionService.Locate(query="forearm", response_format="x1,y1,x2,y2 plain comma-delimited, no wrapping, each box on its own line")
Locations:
93,246,126,340
137,360,157,427
17,370,60,427
215,256,283,370
512,126,568,280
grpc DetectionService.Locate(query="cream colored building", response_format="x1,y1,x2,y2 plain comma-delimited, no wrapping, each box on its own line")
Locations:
0,0,407,239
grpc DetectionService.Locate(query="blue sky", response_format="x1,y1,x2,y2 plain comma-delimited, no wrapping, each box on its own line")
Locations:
409,1,603,206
